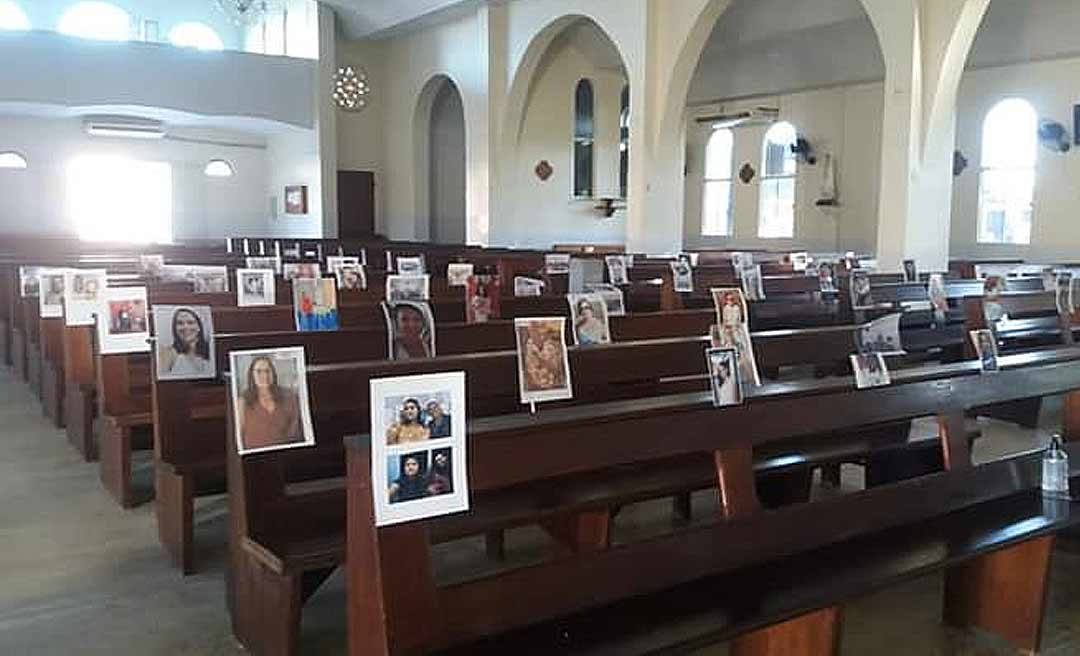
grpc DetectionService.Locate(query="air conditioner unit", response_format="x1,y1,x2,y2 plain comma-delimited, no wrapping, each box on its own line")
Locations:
83,117,166,140
695,106,780,130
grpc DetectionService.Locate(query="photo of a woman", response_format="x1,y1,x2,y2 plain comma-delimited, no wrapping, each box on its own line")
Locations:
230,347,315,455
388,453,430,504
154,306,215,380
385,398,431,445
570,295,611,346
384,302,435,360
707,347,741,407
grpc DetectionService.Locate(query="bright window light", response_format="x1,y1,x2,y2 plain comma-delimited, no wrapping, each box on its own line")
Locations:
0,1,30,31
702,128,734,236
58,2,132,42
0,151,28,169
68,155,172,243
169,22,225,51
978,98,1038,245
758,121,798,239
204,159,234,177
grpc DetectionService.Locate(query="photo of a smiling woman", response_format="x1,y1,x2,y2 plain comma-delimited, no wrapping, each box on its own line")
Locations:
153,306,216,380
239,356,303,451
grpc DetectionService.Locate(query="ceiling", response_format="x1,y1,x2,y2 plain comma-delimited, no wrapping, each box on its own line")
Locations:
322,0,483,39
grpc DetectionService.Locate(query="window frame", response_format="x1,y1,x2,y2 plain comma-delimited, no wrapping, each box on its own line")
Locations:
757,121,798,240
701,127,735,237
619,84,629,200
976,98,1037,246
572,78,595,200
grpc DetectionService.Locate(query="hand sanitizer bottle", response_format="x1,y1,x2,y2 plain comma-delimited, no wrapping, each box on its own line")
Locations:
1042,434,1070,498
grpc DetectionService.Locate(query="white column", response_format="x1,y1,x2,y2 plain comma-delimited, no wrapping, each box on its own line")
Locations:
316,3,339,236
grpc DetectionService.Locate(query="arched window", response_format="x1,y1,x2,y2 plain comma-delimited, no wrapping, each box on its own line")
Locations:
58,1,131,41
573,79,594,198
0,1,30,31
169,22,225,51
619,85,629,199
978,99,1037,245
758,121,798,239
204,159,235,178
0,151,28,169
702,128,735,236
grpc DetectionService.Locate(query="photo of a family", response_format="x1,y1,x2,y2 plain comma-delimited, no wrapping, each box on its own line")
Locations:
236,269,276,307
292,278,340,331
971,329,1000,373
466,274,500,323
382,301,436,360
386,274,431,302
447,263,474,287
97,287,150,354
64,269,106,326
514,317,573,404
370,372,468,526
567,294,611,346
153,305,216,380
230,347,315,455
706,347,742,407
851,353,891,389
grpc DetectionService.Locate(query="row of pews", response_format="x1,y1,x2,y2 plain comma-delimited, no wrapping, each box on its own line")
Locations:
1,238,1077,655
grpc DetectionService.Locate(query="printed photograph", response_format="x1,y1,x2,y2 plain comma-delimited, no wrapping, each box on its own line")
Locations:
1043,268,1057,293
386,274,431,302
446,263,474,287
514,317,573,404
283,262,321,280
237,269,276,307
382,392,454,445
850,271,874,309
567,294,611,346
64,269,106,326
39,271,66,319
466,274,501,323
928,274,949,324
817,261,837,293
383,301,436,360
711,288,748,328
192,267,229,293
790,252,809,272
854,313,905,356
706,347,743,407
731,252,752,271
851,353,891,389
230,347,315,455
671,260,694,293
326,255,360,272
544,253,571,275
334,263,367,291
584,284,626,317
983,275,1006,299
1056,273,1073,316
709,323,762,387
153,305,216,380
19,266,42,297
902,259,918,283
246,256,282,274
605,255,629,285
513,276,544,297
96,287,150,355
139,254,165,278
293,278,340,331
971,329,1000,373
740,265,765,302
370,371,468,526
396,256,426,275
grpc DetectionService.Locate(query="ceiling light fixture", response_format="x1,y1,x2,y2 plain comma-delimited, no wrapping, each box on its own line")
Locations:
215,0,277,26
332,65,371,112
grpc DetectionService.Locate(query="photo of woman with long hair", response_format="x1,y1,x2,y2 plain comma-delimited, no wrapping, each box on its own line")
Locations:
155,306,215,379
230,348,315,455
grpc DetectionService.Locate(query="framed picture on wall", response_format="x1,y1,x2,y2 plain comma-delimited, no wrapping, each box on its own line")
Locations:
285,185,308,215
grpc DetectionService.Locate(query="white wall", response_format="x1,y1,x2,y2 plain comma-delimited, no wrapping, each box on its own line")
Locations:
263,128,322,238
0,115,269,239
683,83,882,253
950,56,1080,262
335,37,386,234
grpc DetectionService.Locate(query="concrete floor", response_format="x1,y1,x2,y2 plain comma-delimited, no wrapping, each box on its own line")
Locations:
1,363,1078,654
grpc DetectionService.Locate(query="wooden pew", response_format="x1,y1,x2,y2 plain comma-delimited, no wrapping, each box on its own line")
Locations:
335,349,1080,656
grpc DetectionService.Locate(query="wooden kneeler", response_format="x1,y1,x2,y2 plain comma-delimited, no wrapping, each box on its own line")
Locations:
716,446,844,656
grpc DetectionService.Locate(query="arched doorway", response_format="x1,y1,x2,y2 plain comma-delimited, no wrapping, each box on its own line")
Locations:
427,78,466,244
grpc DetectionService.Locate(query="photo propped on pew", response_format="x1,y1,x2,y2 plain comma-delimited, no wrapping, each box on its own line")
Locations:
513,276,544,297
817,260,838,293
709,323,761,387
544,253,571,275
19,265,42,297
283,262,320,280
850,352,891,389
850,271,875,309
584,283,626,317
740,264,765,301
711,287,748,329
465,274,500,323
96,287,150,354
192,266,229,293
292,277,340,331
38,269,67,319
396,255,426,275
245,255,282,274
1056,272,1073,316
567,294,612,346
605,255,629,285
326,255,360,273
514,317,573,404
671,259,693,293
446,262,474,287
902,259,918,283
152,305,216,380
63,269,106,326
386,274,431,302
370,371,468,527
706,347,742,407
928,273,949,325
382,301,436,360
970,329,1000,373
138,254,165,278
230,347,315,456
854,313,905,356
236,268,276,307
334,263,367,291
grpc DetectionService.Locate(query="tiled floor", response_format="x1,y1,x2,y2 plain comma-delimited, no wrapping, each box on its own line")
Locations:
0,364,1077,654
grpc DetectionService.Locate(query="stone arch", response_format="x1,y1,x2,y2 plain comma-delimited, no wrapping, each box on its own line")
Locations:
412,73,467,241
